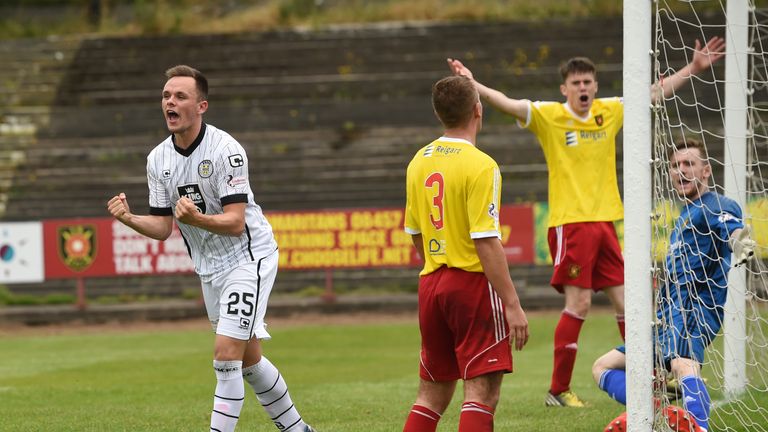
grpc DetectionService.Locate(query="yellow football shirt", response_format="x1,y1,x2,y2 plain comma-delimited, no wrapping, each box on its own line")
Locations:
520,97,624,227
405,137,502,276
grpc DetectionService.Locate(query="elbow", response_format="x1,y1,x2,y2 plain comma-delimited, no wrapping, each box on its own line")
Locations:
156,220,174,241
229,221,246,237
156,229,173,242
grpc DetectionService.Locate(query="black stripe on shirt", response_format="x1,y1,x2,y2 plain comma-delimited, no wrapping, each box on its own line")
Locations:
179,230,192,258
149,206,173,216
221,194,248,206
244,223,254,261
249,253,263,336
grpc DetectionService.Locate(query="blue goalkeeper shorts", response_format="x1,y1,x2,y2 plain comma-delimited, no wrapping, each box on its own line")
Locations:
616,282,725,369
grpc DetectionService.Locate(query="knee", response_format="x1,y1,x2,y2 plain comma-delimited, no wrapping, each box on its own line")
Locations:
415,391,453,415
564,304,589,321
592,358,608,385
592,351,622,385
463,373,503,409
215,345,242,361
461,390,500,410
478,392,500,409
564,288,591,316
573,303,590,317
414,380,457,415
214,336,248,361
670,358,700,378
605,285,625,313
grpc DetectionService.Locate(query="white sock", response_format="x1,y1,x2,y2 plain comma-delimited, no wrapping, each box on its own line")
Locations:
211,360,245,432
243,356,306,432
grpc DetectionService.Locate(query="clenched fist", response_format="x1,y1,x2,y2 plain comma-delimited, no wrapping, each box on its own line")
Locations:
175,196,202,225
107,193,132,224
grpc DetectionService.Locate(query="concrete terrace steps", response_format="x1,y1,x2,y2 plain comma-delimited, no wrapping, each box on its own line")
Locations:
46,20,625,111
49,19,622,61
0,17,705,303
0,36,80,107
50,38,619,79
4,124,550,220
50,72,607,109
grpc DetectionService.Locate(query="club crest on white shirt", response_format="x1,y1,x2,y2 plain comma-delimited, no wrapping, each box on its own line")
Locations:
198,160,213,178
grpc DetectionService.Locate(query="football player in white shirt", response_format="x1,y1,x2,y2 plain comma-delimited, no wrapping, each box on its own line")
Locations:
107,65,315,432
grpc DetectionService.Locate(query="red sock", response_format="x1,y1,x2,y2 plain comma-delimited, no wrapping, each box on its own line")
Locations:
459,402,494,432
616,314,626,340
550,310,585,395
403,404,440,432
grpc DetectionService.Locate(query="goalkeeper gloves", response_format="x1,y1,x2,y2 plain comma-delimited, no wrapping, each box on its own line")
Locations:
731,225,756,267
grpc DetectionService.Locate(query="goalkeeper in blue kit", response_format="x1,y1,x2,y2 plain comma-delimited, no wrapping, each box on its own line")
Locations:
591,139,756,432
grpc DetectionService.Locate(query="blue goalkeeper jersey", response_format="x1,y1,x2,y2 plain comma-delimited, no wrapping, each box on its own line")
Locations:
666,191,743,296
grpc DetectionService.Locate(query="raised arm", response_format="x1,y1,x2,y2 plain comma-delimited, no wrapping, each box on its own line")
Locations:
107,193,174,241
654,37,726,100
447,58,529,121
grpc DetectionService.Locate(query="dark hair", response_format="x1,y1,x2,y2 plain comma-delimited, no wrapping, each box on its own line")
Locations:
670,137,710,161
559,57,597,81
432,76,478,129
165,65,208,100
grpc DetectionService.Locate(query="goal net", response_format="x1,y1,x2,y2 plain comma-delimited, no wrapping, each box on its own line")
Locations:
651,1,768,431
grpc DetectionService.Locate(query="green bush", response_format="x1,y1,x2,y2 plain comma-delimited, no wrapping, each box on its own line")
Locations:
0,290,76,306
0,285,12,305
278,0,322,23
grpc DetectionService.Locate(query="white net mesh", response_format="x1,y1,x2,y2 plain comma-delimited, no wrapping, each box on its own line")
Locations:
652,2,768,431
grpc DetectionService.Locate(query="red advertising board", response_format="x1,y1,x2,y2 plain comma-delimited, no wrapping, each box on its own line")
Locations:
43,218,193,279
499,204,535,263
43,218,112,278
42,205,535,279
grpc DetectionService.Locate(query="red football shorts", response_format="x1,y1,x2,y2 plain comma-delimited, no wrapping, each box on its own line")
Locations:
547,221,624,293
418,266,513,381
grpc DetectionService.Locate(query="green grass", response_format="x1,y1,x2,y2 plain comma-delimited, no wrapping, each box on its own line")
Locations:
0,311,765,431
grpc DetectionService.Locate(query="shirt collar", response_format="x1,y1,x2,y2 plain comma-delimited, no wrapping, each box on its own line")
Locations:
172,122,206,157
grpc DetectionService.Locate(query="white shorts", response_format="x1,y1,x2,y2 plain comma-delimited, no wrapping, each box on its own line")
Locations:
201,250,278,341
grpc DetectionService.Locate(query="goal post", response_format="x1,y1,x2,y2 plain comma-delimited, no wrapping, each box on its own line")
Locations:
623,1,654,431
722,0,749,399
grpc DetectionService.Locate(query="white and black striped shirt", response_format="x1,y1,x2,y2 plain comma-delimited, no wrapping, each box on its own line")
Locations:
147,123,277,279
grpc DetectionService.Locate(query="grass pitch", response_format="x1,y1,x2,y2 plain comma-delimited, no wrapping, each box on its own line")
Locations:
0,310,764,431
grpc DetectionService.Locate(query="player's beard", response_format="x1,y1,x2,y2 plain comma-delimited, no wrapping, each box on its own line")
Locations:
673,178,705,201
